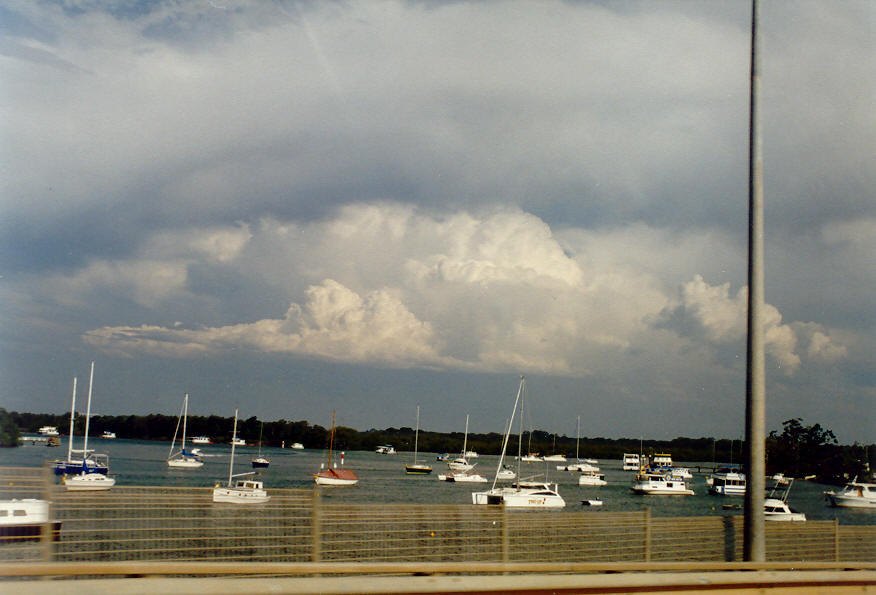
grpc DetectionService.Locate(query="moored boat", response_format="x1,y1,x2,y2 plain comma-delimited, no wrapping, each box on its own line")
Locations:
191,436,212,444
315,411,359,486
167,394,204,469
38,426,59,436
213,410,270,504
404,405,432,475
0,499,60,542
622,453,641,471
631,470,694,495
64,471,115,491
100,430,116,439
708,467,746,496
824,477,876,509
577,470,607,486
376,445,396,454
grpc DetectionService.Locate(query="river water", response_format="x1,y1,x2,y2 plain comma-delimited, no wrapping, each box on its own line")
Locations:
4,437,873,525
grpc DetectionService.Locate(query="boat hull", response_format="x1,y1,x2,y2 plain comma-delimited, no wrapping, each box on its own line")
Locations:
438,472,487,483
825,493,876,508
64,473,115,491
212,487,270,504
251,459,270,468
405,464,433,475
167,457,204,468
53,460,108,476
315,469,359,486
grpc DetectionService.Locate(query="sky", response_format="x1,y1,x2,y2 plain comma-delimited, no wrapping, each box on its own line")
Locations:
1,0,873,443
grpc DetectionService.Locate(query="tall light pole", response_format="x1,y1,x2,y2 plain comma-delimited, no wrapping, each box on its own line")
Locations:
744,0,766,562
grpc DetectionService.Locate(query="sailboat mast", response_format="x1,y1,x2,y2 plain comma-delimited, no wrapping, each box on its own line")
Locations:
462,413,469,457
67,377,77,462
516,378,525,487
82,361,94,456
228,409,238,486
489,375,525,491
182,394,189,453
327,410,336,467
576,415,580,460
414,405,420,463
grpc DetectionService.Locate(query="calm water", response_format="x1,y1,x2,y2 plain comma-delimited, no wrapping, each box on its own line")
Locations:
4,438,873,525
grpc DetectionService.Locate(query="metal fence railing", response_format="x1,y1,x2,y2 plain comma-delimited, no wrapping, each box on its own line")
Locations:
2,466,874,565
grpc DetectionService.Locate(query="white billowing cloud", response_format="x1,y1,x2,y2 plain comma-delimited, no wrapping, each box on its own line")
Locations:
665,275,850,374
50,260,189,309
68,204,848,377
84,278,448,367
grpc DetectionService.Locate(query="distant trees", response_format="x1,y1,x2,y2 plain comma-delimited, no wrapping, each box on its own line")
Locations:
766,418,870,485
0,408,20,447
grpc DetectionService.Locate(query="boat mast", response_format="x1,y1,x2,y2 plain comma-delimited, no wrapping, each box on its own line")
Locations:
488,375,525,491
67,377,77,463
516,378,525,489
413,405,420,464
461,413,469,458
169,398,184,460
576,416,580,461
181,394,189,455
327,410,336,467
228,409,238,487
82,361,94,458
257,421,263,457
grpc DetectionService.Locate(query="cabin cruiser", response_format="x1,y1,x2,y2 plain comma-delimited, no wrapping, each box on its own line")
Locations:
824,478,876,509
375,444,396,454
438,469,488,483
448,457,475,472
38,426,59,436
290,442,304,449
764,479,806,521
0,499,60,542
213,478,270,504
708,468,746,496
622,453,641,471
577,470,607,486
100,430,116,439
191,436,212,444
560,460,600,472
631,470,694,495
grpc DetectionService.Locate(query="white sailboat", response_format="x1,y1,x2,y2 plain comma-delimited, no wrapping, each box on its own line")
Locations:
251,421,270,468
472,376,565,508
405,405,432,474
559,416,600,472
447,414,475,472
167,394,204,468
213,409,270,504
64,362,115,491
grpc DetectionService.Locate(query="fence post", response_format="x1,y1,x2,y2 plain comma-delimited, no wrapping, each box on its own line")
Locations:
501,507,509,564
834,518,840,562
643,507,651,562
40,463,54,563
311,489,321,563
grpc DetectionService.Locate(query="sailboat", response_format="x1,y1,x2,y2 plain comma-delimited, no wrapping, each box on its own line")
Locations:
167,394,204,468
405,405,432,475
439,414,485,482
446,413,475,472
559,416,600,473
251,421,270,468
314,411,358,485
472,376,565,508
63,362,115,491
213,409,270,503
53,369,109,476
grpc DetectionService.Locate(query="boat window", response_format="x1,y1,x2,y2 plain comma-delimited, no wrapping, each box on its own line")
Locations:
0,510,7,517
13,509,27,516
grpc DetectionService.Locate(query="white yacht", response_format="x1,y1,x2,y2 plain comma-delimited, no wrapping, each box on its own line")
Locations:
472,377,565,509
167,394,204,469
375,444,396,454
38,426,59,436
651,453,673,467
100,430,116,439
0,499,60,542
578,470,607,486
622,453,641,471
631,470,694,495
213,410,270,504
708,468,746,496
824,478,876,509
64,471,116,491
231,437,246,447
764,479,806,521
290,442,304,450
191,436,212,445
439,469,488,483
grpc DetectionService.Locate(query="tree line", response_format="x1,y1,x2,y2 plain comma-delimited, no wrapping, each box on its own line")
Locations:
2,409,871,485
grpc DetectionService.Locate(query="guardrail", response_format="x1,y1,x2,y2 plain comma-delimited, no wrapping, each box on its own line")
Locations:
2,466,874,566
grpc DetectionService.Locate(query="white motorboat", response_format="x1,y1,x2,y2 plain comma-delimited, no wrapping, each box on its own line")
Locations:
38,426,60,436
375,444,396,454
472,376,565,509
824,478,876,509
315,411,359,486
439,469,488,483
581,499,603,506
764,479,806,521
167,394,204,469
542,454,566,462
191,436,212,444
100,430,116,439
231,437,246,447
622,453,641,471
559,417,599,472
652,453,673,467
578,470,607,486
64,471,115,491
404,405,432,475
631,471,694,495
213,410,270,504
290,442,304,449
496,465,516,481
464,451,478,458
708,468,746,496
0,499,60,542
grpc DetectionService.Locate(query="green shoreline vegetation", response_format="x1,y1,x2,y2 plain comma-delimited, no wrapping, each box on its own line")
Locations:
3,408,871,486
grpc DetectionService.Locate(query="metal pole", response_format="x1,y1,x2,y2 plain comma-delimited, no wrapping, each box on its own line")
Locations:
744,0,766,562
